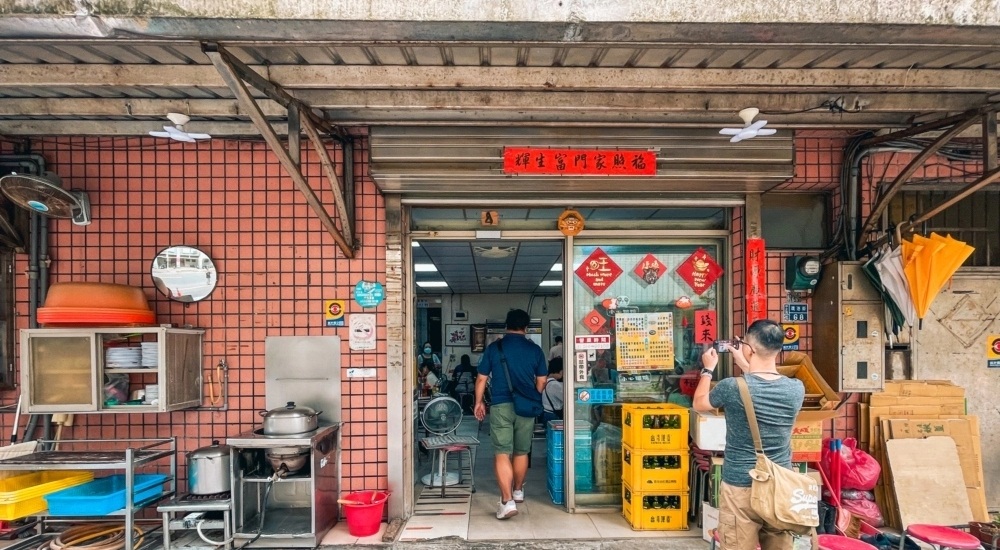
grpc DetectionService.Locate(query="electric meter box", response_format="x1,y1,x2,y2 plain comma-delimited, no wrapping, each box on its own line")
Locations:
811,261,885,392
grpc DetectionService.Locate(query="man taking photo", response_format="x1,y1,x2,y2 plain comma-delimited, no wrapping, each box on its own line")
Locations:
693,319,805,550
474,309,547,520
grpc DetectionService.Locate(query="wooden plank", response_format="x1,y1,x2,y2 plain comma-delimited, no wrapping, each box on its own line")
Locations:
886,437,973,527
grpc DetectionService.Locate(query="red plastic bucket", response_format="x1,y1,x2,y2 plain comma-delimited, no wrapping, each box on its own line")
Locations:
342,491,389,537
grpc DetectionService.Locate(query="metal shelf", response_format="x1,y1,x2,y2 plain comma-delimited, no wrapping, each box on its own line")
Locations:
0,438,175,470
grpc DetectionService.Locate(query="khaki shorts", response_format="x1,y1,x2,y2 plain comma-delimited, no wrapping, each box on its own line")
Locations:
718,482,800,550
489,402,535,456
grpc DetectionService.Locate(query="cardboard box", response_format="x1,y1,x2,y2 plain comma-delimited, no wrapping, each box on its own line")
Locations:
690,409,726,451
778,352,841,410
791,409,839,463
702,503,720,542
881,380,964,397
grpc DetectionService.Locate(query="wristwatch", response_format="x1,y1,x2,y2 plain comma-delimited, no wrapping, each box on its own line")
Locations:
700,367,715,377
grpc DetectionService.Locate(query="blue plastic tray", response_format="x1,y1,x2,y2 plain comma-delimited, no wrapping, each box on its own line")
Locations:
45,474,168,516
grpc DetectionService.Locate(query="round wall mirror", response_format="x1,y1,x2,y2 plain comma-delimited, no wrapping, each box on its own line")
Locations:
151,246,217,303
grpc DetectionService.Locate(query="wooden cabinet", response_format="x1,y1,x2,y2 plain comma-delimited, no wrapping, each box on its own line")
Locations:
20,327,204,413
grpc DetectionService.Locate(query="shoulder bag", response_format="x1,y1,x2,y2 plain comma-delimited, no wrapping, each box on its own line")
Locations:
497,339,543,418
736,376,820,535
543,379,564,420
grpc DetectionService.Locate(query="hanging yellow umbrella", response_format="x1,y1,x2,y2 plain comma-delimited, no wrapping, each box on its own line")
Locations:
903,233,975,325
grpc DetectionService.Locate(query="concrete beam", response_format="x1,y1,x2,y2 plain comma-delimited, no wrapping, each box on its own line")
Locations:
5,1,1000,30
2,64,999,92
0,93,986,118
0,120,286,136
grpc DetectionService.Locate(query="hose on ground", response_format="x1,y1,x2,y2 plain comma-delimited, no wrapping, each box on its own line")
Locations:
34,523,144,550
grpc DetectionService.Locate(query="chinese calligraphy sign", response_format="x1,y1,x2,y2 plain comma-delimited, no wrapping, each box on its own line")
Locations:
575,247,623,296
503,147,657,176
694,310,717,345
675,248,724,296
633,253,667,285
746,237,767,325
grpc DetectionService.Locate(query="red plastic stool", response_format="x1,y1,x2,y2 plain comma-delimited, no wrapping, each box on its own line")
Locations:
902,524,981,550
818,534,878,550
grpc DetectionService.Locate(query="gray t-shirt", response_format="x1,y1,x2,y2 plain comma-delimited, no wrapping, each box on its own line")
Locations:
709,374,805,487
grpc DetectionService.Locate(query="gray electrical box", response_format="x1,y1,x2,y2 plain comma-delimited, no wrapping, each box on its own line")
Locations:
812,261,885,392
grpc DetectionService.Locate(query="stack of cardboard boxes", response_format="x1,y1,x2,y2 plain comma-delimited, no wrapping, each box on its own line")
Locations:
861,379,987,527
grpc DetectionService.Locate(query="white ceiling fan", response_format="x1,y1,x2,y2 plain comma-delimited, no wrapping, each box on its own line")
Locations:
719,107,776,143
148,113,212,143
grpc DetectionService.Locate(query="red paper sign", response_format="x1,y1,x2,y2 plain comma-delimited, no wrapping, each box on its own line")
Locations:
583,309,608,333
676,248,724,295
575,247,623,296
633,253,667,285
746,237,767,325
694,310,717,344
503,148,657,176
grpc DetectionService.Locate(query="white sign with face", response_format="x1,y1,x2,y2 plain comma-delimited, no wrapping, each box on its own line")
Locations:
349,314,377,351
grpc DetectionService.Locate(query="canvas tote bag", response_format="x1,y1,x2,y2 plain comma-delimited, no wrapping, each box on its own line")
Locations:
736,377,820,535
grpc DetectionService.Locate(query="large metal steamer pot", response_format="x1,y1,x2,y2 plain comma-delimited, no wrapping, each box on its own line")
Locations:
187,440,232,495
259,401,322,435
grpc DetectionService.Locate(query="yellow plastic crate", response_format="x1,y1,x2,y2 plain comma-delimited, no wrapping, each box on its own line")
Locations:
621,403,689,450
621,443,690,491
622,481,689,531
0,471,94,520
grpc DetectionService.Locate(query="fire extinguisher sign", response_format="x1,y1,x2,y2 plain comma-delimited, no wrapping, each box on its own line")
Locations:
987,334,1000,368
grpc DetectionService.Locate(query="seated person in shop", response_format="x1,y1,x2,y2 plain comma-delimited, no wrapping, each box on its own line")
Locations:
541,357,564,425
444,354,477,412
419,362,440,396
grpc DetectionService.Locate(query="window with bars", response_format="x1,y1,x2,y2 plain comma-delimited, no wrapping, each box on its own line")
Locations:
889,190,1000,267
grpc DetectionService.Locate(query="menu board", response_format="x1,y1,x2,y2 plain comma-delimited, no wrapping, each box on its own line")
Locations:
614,312,675,371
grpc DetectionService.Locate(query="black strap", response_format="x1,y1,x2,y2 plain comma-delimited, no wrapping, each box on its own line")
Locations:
497,339,516,396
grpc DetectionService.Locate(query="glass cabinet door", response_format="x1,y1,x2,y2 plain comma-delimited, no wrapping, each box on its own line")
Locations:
567,241,727,508
24,333,99,412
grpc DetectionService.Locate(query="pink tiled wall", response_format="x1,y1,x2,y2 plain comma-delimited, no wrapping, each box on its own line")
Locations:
0,137,387,495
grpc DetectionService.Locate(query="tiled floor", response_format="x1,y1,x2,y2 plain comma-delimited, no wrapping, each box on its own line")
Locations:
323,416,701,544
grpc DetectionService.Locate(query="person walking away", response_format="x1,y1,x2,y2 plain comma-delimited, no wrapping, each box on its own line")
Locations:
548,335,563,360
541,357,564,426
692,319,806,550
474,309,547,520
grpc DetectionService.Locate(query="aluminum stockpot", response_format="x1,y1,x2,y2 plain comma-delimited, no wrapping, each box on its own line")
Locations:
187,440,232,495
259,401,322,435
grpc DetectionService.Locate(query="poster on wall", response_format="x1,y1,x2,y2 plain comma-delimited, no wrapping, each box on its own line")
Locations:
675,248,724,295
614,312,674,370
694,310,717,345
446,324,470,347
324,300,346,327
575,247,623,296
349,314,377,350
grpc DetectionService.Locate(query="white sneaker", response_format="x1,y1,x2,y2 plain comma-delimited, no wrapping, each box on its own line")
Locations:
496,500,518,520
512,488,524,503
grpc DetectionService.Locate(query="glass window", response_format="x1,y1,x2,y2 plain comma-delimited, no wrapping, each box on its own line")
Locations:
569,241,726,507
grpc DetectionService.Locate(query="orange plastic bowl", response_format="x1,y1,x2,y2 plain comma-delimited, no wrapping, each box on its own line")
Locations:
41,282,152,311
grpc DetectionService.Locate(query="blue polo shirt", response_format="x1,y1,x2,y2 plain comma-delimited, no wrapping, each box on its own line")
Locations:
477,334,547,405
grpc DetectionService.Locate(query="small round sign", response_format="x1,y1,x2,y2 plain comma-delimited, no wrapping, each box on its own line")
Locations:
353,280,385,308
577,390,591,403
991,337,1000,355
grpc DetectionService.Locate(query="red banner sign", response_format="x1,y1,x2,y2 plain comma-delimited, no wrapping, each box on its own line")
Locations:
575,247,623,296
503,148,657,176
746,237,768,325
694,310,717,345
676,248,724,296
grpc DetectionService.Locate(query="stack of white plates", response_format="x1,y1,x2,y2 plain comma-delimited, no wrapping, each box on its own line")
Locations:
105,346,141,368
144,384,160,405
140,342,158,368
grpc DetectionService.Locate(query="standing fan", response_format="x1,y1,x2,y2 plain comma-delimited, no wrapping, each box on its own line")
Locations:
420,395,465,487
719,107,777,143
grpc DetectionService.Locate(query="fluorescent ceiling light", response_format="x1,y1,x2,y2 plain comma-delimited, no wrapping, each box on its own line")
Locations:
550,262,563,272
411,241,421,247
539,280,563,287
414,263,438,272
416,281,449,288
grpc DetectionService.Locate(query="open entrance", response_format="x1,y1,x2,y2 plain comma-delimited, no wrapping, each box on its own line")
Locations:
403,207,729,542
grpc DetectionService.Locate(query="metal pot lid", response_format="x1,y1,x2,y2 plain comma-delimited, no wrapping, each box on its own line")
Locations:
189,440,230,459
263,401,319,419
